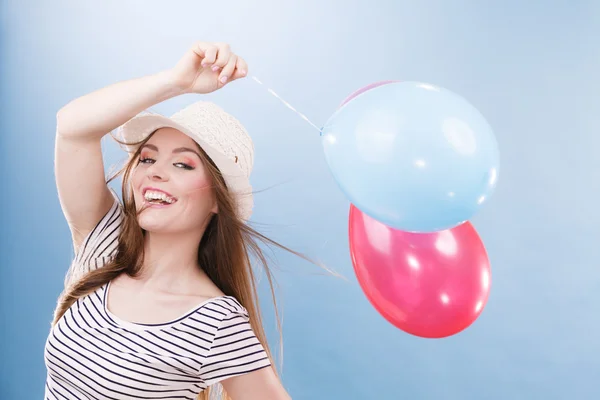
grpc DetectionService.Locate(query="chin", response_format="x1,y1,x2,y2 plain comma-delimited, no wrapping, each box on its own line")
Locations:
137,209,179,232
137,213,202,235
138,218,172,233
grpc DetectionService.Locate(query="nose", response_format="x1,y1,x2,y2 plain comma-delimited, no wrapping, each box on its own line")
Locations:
146,162,169,182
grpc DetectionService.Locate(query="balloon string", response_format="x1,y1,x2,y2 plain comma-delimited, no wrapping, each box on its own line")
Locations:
251,76,322,134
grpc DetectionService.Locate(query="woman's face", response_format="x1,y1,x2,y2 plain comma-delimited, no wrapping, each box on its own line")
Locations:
131,127,217,234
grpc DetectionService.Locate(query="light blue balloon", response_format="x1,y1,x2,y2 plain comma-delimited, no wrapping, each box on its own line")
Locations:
321,81,500,233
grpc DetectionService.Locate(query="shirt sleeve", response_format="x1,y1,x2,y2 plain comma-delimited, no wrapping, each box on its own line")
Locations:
64,189,124,288
199,302,272,387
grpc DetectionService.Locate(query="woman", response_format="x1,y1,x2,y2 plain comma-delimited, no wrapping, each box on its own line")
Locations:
46,41,296,399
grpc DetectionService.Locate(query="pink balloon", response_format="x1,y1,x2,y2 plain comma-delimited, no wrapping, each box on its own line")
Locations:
339,80,400,108
349,204,492,338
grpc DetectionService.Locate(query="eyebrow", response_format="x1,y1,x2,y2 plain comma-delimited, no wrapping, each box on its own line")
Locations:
141,144,201,159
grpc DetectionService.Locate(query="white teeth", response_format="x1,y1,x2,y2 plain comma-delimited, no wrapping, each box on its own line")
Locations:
144,190,176,204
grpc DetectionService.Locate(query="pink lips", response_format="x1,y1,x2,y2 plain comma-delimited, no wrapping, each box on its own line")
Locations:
144,201,173,209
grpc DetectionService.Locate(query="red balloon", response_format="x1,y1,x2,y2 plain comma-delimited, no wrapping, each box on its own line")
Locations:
349,204,491,338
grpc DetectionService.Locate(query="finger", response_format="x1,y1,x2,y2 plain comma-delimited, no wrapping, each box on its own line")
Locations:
231,56,248,80
200,44,218,67
212,43,231,71
192,41,210,62
191,41,208,57
219,54,238,84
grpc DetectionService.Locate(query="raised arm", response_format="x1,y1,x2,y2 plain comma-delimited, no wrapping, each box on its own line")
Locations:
55,70,183,248
54,41,247,250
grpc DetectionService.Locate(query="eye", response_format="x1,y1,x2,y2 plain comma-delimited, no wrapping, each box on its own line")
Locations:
138,157,194,170
174,163,194,170
139,157,155,164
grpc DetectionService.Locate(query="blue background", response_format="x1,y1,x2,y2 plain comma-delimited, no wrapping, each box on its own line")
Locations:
1,0,599,399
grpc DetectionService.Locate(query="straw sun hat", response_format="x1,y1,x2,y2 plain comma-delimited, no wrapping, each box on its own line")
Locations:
117,101,254,221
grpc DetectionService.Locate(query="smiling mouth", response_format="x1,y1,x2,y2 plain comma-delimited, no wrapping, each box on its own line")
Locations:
142,190,178,207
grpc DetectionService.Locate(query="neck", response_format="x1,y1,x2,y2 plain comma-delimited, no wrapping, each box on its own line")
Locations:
136,228,207,293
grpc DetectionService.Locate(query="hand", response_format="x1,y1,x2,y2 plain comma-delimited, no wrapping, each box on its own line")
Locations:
168,41,248,94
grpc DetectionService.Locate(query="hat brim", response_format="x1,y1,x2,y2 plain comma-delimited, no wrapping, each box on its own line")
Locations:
117,114,253,221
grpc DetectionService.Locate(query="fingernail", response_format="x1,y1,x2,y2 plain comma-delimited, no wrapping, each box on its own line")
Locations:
211,65,220,72
220,76,228,83
240,70,247,76
201,62,210,67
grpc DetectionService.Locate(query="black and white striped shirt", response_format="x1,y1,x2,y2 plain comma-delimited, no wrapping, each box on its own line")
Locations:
44,194,271,399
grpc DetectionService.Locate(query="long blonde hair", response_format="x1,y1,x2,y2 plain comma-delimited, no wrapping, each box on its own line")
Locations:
52,130,324,399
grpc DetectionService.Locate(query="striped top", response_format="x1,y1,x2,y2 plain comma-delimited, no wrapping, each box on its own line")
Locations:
44,193,271,399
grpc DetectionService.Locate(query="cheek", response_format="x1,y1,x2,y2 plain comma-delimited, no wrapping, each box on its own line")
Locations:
130,168,143,192
183,175,213,199
129,168,147,206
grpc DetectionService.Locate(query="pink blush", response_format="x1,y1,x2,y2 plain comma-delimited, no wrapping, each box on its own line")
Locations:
188,174,213,194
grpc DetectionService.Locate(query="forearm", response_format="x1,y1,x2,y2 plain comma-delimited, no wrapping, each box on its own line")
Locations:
56,69,184,141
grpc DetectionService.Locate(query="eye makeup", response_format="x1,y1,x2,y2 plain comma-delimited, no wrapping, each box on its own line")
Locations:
177,157,197,168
